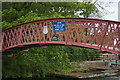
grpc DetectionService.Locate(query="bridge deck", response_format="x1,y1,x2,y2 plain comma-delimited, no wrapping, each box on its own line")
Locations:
1,18,120,54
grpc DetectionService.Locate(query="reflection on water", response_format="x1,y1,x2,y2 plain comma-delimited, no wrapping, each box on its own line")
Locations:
2,76,120,80
92,76,120,80
2,77,77,80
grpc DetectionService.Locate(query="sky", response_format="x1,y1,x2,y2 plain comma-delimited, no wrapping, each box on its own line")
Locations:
95,0,120,21
79,0,120,21
101,2,118,21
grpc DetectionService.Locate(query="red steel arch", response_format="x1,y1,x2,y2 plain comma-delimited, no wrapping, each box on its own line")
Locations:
1,18,120,54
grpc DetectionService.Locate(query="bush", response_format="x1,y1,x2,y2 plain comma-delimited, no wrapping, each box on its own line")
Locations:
2,46,71,78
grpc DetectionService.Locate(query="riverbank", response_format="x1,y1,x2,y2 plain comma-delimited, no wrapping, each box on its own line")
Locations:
52,70,119,79
51,60,120,79
2,60,120,80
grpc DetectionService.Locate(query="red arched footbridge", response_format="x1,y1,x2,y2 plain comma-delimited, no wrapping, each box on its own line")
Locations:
1,18,120,54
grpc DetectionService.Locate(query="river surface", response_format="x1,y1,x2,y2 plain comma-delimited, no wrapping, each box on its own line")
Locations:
92,76,120,80
2,76,120,80
41,76,120,80
46,76,120,80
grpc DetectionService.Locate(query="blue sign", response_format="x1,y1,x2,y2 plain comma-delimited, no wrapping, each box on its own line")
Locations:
53,22,66,31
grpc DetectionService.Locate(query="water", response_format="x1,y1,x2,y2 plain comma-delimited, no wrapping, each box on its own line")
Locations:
2,76,120,80
92,76,120,80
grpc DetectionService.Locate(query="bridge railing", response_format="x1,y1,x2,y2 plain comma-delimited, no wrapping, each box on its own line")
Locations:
1,18,120,54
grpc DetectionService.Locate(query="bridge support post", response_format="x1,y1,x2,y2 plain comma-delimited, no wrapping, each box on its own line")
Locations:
99,22,109,51
118,54,120,67
18,27,22,45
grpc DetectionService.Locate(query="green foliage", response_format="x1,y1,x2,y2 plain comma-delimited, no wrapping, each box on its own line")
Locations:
78,2,98,17
3,46,100,78
2,12,41,30
2,2,98,30
2,46,71,78
2,8,18,22
64,47,100,61
2,21,12,30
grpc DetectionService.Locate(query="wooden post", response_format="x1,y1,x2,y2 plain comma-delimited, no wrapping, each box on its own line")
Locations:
116,54,118,67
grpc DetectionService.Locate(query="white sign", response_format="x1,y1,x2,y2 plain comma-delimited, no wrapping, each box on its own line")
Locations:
43,26,48,34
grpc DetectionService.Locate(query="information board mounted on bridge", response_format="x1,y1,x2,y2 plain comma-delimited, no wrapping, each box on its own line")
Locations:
53,22,66,31
52,34,59,41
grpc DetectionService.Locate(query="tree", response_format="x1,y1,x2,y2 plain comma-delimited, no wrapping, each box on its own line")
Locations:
2,46,71,78
2,2,99,30
77,2,98,18
2,2,78,22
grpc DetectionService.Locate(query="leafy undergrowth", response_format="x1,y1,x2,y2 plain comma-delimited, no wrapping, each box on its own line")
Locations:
3,46,98,79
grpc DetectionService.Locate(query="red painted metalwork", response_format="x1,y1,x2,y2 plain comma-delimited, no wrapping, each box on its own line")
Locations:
1,18,120,54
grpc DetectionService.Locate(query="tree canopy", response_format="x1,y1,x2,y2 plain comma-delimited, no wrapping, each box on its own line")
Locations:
2,2,98,30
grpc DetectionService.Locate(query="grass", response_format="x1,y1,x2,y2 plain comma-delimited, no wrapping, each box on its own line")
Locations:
58,64,88,74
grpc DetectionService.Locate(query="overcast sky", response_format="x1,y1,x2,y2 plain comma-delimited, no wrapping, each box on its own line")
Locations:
102,2,118,21
96,0,120,21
